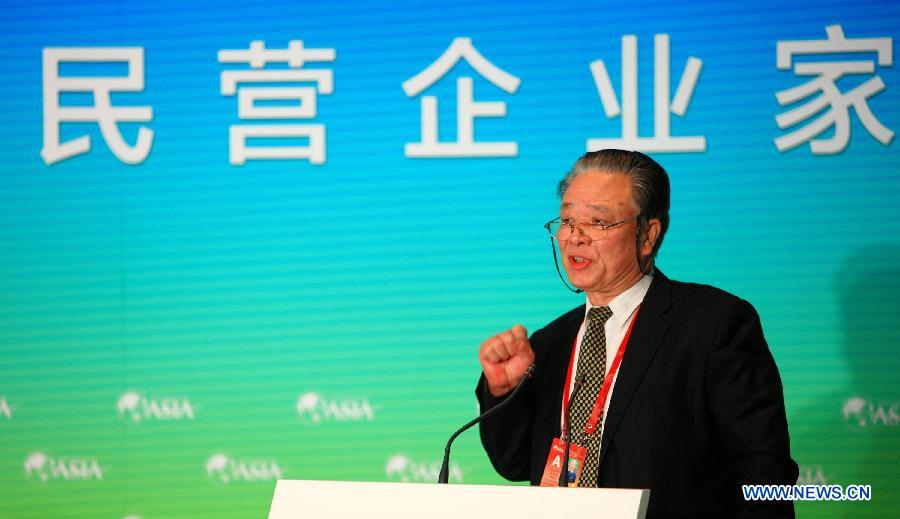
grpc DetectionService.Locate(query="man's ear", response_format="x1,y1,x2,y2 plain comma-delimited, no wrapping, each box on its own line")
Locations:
642,218,661,258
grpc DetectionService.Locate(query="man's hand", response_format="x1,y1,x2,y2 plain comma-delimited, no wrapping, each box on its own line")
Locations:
478,325,536,397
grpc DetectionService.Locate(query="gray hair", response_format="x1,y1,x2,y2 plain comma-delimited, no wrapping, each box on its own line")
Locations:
557,149,670,267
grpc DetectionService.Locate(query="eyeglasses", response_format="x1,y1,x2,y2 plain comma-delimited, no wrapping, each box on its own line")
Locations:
544,215,640,242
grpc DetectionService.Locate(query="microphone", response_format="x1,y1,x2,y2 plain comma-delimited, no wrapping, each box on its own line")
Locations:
437,364,537,484
558,373,587,487
547,238,583,294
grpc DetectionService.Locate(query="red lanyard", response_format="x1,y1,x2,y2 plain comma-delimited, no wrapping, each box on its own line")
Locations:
561,305,640,437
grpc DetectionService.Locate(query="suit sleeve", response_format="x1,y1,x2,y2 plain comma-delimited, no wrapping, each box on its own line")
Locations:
475,331,543,482
706,298,799,518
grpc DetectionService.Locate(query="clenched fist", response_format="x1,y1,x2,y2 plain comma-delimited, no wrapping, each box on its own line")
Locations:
479,324,536,397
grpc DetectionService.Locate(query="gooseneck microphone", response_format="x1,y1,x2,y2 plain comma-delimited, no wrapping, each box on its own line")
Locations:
558,373,587,487
437,364,537,484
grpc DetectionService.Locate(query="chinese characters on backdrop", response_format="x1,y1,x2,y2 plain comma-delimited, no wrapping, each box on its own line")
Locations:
40,26,893,167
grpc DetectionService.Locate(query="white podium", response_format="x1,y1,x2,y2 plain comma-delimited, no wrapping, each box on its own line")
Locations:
269,480,649,519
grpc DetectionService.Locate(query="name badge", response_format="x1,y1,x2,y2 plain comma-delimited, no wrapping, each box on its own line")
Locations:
539,437,588,487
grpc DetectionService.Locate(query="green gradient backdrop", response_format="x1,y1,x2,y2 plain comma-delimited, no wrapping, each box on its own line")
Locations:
1,0,898,517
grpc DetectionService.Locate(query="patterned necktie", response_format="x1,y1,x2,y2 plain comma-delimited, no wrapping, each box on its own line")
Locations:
569,305,612,487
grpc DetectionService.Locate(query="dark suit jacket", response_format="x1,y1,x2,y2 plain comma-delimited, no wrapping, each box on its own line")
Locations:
477,271,798,518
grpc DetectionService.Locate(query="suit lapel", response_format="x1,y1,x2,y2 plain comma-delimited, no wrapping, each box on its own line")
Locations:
597,271,673,470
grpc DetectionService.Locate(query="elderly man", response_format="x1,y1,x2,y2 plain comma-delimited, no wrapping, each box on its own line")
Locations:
477,150,797,518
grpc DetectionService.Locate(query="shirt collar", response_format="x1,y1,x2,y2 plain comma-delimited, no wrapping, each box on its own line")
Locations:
584,273,653,329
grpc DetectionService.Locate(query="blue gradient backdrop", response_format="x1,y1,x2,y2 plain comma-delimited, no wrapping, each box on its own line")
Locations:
1,0,898,517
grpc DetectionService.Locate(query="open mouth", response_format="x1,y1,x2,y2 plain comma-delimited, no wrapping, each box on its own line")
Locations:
568,256,593,269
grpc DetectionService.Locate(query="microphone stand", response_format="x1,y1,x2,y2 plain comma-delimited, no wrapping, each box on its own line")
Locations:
438,364,537,484
558,374,586,486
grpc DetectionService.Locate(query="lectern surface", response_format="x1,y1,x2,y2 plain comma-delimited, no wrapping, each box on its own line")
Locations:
268,479,649,519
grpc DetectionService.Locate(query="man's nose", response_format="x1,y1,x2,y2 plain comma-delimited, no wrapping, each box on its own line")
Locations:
567,224,591,245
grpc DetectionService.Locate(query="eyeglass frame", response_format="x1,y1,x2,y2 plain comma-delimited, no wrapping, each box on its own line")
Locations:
543,215,642,241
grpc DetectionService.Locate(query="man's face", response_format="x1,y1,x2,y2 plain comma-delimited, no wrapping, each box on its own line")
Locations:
559,171,648,304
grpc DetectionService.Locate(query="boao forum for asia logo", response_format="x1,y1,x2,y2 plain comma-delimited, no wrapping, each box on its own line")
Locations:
205,453,284,484
117,391,196,422
842,396,899,429
24,452,104,482
385,454,463,484
796,465,829,485
296,391,376,424
0,395,13,419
